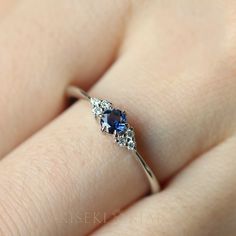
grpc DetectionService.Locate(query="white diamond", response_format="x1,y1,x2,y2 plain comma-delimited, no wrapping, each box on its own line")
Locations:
127,140,136,150
101,100,112,110
92,106,103,116
116,135,127,147
91,98,101,107
126,128,134,138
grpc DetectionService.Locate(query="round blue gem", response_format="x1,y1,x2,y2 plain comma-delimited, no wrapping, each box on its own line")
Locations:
100,109,127,134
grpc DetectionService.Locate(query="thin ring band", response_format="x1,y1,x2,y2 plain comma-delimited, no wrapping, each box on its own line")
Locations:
66,86,160,194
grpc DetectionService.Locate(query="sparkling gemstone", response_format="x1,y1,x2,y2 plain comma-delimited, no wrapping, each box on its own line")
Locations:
127,140,136,150
92,106,103,116
115,123,127,133
100,109,127,134
100,100,112,110
116,135,127,146
91,98,101,107
126,128,134,138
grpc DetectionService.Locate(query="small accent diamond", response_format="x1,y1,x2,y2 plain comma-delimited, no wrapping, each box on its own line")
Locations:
116,135,127,147
92,106,103,116
91,98,101,107
126,128,134,138
100,100,112,110
127,140,136,150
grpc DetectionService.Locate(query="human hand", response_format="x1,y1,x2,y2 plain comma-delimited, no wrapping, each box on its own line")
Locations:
0,1,236,235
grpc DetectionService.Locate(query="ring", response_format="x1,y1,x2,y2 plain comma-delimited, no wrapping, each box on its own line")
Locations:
66,86,160,194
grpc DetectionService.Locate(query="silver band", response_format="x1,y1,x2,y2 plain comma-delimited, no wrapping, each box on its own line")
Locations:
66,86,160,194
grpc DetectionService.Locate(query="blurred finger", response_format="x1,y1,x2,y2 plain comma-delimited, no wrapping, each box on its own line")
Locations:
0,0,128,157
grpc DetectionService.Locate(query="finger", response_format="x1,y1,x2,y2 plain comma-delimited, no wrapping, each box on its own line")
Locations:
89,0,236,181
93,134,236,236
0,100,151,236
0,0,128,157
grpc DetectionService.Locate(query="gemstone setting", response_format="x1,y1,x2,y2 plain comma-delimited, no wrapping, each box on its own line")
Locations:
115,128,136,150
100,100,112,110
90,97,137,151
100,109,127,134
91,98,112,117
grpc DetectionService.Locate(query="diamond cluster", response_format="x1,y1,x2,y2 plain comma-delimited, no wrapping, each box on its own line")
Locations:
115,128,136,150
91,98,112,117
90,97,136,151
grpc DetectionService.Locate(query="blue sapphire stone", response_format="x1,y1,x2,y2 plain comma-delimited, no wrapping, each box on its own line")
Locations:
100,109,127,134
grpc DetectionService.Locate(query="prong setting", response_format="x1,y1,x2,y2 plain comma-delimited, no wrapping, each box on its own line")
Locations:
90,97,137,151
101,125,106,133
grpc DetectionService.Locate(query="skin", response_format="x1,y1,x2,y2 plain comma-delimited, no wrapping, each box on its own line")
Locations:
0,0,236,235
